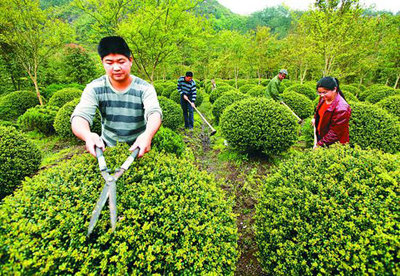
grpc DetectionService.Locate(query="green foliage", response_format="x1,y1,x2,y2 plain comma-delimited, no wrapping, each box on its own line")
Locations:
260,79,270,86
365,87,399,104
349,101,400,153
194,89,204,107
377,95,400,119
238,84,256,94
62,44,97,85
284,84,316,100
158,96,183,131
300,117,314,148
0,126,41,198
54,98,101,138
341,84,361,96
209,88,238,104
0,144,238,274
358,84,388,101
0,91,40,121
153,83,164,96
255,145,399,275
248,86,266,97
17,105,59,135
341,90,359,102
162,84,177,98
42,83,85,99
212,91,250,123
220,98,298,156
281,92,314,119
152,127,185,157
48,87,82,108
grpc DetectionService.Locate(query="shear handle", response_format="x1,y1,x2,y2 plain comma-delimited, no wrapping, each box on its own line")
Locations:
95,147,108,172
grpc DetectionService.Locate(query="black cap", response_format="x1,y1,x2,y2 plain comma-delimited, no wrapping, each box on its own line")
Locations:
185,71,193,77
316,76,339,90
98,36,131,59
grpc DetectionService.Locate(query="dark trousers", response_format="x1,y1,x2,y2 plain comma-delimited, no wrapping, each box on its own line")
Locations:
180,96,194,129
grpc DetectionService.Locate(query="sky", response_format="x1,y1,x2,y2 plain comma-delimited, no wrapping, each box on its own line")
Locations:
216,0,400,15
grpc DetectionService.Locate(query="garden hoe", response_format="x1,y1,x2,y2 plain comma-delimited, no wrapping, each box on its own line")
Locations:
87,146,140,237
185,98,217,136
280,101,303,124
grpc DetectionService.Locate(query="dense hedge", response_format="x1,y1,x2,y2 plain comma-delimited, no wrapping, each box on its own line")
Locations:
43,83,85,99
358,84,388,101
0,145,238,274
247,86,266,97
238,84,256,94
209,88,238,104
17,105,59,135
365,87,399,104
0,126,41,199
341,84,361,97
377,95,400,119
0,91,40,121
255,145,399,275
152,126,185,156
281,92,314,119
47,88,83,108
54,98,101,138
220,98,298,156
158,96,183,131
349,101,400,153
284,84,316,100
300,117,314,148
212,91,250,123
162,84,177,98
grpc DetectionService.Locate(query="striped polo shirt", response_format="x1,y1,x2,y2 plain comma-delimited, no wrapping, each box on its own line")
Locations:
71,75,162,147
177,76,197,102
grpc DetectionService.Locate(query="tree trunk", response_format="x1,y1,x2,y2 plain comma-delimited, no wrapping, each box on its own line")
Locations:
394,73,400,89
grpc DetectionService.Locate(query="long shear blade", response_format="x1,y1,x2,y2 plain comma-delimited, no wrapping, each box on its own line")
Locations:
109,181,117,232
87,183,110,236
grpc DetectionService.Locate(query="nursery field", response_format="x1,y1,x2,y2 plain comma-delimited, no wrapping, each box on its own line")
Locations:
0,78,399,275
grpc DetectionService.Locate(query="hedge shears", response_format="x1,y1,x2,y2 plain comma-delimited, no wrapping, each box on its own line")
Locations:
87,146,140,237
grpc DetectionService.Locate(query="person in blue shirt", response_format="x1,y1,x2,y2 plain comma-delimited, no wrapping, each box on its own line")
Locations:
177,71,197,129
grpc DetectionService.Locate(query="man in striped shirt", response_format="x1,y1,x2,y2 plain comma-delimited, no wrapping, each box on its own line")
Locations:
177,71,197,129
71,36,162,158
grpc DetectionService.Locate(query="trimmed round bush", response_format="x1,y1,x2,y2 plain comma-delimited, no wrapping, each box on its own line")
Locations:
365,87,399,104
220,98,299,156
281,92,314,119
349,83,366,92
300,117,314,148
158,96,183,131
0,144,238,274
54,98,101,138
194,89,204,107
162,84,177,98
169,90,181,104
377,95,400,119
238,84,256,94
0,91,40,121
349,101,400,153
153,83,164,96
284,84,316,100
358,84,388,101
341,84,361,97
255,145,399,275
0,126,41,198
260,79,270,86
248,86,266,97
48,88,82,108
17,105,59,135
341,90,358,102
152,126,185,156
212,91,250,123
209,88,238,104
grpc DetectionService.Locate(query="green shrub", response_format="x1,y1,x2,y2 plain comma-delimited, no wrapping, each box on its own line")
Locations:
17,105,59,135
238,84,256,94
341,84,361,97
349,83,366,92
209,88,238,104
0,126,41,198
300,117,314,147
153,83,164,96
255,145,399,275
152,126,185,156
162,84,177,98
236,79,248,88
212,92,250,123
365,87,399,104
260,79,270,86
169,90,181,104
341,90,358,102
0,144,238,274
358,84,388,101
0,91,40,121
48,88,82,108
195,89,204,107
54,98,101,138
43,83,85,99
158,96,183,131
349,101,400,153
377,95,400,120
284,84,316,100
281,92,314,119
220,98,298,156
248,86,266,97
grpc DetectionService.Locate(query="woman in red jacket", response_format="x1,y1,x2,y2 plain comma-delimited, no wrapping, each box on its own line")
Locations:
311,77,351,149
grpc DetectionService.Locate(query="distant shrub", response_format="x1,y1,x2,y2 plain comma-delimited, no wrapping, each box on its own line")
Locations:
54,98,101,138
377,95,400,120
43,83,85,99
281,92,314,119
162,84,177,98
236,79,249,88
220,98,298,156
48,88,82,108
341,90,358,102
18,105,59,135
0,91,40,121
341,84,361,97
365,87,399,104
153,83,164,96
260,79,270,86
0,145,238,274
158,96,183,131
358,84,388,101
239,84,256,94
152,127,185,156
248,86,266,97
349,83,366,92
212,91,250,123
256,145,399,275
284,84,316,100
349,101,400,153
0,126,41,198
209,88,238,104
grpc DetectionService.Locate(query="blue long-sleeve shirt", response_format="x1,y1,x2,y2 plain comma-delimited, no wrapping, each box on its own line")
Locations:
177,76,197,102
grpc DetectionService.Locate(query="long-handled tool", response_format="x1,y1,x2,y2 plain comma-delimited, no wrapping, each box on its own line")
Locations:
313,125,318,148
87,147,140,237
185,98,216,136
280,101,302,123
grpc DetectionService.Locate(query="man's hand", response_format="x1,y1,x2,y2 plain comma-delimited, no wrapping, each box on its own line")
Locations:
129,132,152,158
84,132,105,157
311,118,316,126
183,94,189,102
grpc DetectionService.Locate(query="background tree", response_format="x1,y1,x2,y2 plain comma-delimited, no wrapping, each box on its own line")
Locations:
62,44,98,84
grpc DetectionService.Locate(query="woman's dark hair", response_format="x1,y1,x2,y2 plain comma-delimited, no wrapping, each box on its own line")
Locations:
316,77,346,100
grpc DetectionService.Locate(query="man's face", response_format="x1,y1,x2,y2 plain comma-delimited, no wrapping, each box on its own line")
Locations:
278,73,286,80
184,76,193,82
102,54,132,83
